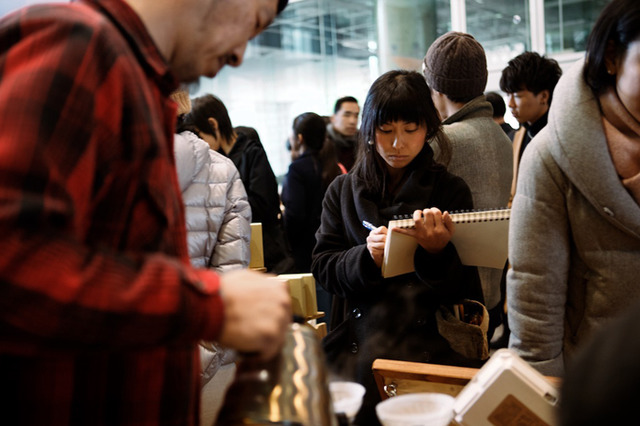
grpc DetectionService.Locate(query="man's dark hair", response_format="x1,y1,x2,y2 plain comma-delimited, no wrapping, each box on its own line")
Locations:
277,0,288,14
583,0,640,94
499,52,562,105
187,94,234,141
333,96,358,114
485,92,506,118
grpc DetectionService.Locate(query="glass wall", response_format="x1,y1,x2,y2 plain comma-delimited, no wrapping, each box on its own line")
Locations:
199,0,378,177
376,0,441,72
2,0,611,177
544,0,609,53
466,0,530,72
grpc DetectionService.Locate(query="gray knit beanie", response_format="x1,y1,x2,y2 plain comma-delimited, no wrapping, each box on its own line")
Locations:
422,31,488,100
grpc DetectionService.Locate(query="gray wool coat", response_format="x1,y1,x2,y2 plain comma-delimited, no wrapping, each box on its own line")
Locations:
436,96,513,310
507,59,640,377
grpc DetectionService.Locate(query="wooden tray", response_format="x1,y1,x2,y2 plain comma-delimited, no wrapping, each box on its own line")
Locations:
373,359,478,400
373,358,561,401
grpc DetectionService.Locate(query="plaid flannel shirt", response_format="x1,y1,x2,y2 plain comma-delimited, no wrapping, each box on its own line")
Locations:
0,0,225,424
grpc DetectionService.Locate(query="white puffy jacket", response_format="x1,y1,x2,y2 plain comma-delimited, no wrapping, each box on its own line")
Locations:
174,131,251,272
174,131,251,386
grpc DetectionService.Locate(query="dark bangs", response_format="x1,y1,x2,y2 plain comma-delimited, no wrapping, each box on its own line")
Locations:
360,71,440,145
373,87,425,128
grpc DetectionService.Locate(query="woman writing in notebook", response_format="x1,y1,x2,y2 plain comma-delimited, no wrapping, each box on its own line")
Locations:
312,70,483,425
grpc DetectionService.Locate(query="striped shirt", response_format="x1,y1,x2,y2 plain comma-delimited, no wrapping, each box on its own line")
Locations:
0,0,225,424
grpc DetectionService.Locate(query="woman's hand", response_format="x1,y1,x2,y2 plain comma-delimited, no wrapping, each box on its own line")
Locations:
394,208,454,254
366,225,388,268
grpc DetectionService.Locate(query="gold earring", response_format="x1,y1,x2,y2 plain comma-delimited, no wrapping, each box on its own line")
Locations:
607,68,614,75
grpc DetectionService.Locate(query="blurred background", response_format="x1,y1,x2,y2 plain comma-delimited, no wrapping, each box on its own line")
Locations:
2,0,609,178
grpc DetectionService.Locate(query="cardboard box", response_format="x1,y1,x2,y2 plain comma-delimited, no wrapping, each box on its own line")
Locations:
453,349,560,426
277,273,318,319
249,223,265,270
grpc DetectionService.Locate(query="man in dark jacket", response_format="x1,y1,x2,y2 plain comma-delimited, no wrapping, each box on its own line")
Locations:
188,94,295,274
500,52,562,163
326,96,360,171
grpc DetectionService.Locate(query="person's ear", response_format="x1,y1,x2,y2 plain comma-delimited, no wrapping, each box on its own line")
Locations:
539,89,550,106
430,89,445,121
207,117,219,133
292,134,303,151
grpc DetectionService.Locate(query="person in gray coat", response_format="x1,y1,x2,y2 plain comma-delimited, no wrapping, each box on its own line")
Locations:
507,0,640,377
423,32,513,339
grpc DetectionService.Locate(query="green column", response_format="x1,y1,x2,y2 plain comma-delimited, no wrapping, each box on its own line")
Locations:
376,0,439,73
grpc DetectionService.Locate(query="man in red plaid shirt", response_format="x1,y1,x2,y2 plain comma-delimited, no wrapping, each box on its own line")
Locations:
0,0,291,424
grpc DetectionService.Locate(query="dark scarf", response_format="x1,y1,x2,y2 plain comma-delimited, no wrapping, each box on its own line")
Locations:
326,124,357,150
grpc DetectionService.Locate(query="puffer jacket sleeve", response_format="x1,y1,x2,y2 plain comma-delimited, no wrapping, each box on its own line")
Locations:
175,132,251,271
208,150,251,272
175,132,214,268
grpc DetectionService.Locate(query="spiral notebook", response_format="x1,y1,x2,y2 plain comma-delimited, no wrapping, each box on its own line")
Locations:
381,209,510,278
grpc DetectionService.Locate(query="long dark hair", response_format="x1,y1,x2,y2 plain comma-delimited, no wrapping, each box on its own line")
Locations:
583,0,640,94
292,112,341,190
353,70,450,195
293,112,326,151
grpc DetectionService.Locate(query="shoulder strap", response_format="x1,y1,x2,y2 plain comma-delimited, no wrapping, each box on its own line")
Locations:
509,127,527,207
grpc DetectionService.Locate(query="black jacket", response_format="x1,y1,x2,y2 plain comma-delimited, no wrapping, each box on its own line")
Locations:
326,123,358,171
281,150,324,272
312,148,482,425
224,132,294,273
518,111,549,161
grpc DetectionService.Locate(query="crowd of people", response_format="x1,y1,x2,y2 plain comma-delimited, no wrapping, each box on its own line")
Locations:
1,0,639,425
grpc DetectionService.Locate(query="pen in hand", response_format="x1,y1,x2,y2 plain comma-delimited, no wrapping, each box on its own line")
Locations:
362,220,377,231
